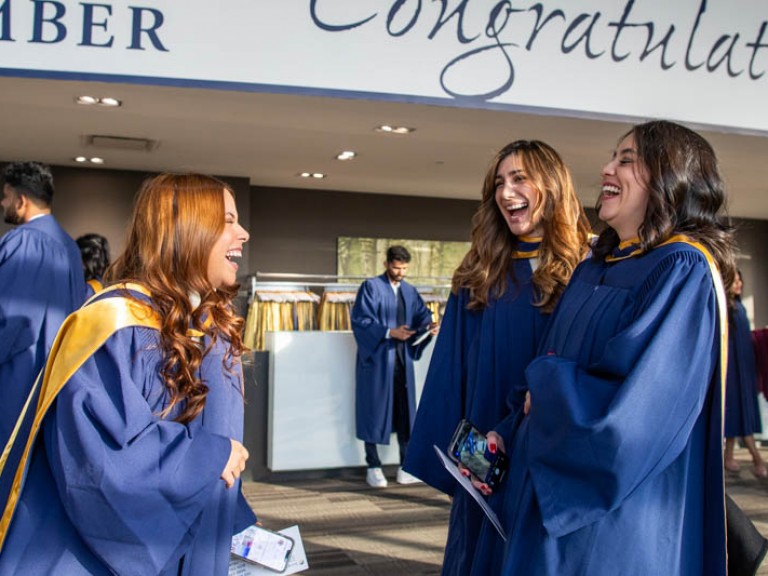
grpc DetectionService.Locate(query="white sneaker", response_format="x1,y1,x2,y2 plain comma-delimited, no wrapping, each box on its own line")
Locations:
366,467,388,488
396,467,422,485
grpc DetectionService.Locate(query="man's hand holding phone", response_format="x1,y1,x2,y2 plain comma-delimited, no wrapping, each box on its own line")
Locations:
390,325,416,340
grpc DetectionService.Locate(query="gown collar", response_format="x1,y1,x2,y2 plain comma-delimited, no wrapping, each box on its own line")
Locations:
605,237,644,262
512,236,541,259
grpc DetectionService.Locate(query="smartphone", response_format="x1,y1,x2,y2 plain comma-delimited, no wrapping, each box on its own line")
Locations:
447,419,508,489
231,524,295,572
410,322,433,346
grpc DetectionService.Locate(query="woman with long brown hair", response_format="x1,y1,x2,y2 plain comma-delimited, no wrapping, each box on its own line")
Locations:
0,173,253,575
403,140,592,575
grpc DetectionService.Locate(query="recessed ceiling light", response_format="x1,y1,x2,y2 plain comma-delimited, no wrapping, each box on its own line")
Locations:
75,95,122,107
336,151,356,161
74,156,87,162
76,96,99,105
298,172,326,179
375,125,413,134
89,157,105,164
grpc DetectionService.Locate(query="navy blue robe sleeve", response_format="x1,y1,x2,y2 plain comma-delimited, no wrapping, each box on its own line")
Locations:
406,287,435,361
0,232,39,362
45,328,233,574
525,252,718,537
351,279,389,360
0,309,34,365
403,292,465,494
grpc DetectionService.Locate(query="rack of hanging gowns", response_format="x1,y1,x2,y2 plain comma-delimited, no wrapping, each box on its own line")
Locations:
317,285,360,331
242,273,450,351
243,282,320,351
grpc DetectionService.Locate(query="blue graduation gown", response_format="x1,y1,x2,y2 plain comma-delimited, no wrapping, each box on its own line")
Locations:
352,274,434,444
403,253,547,576
0,215,86,455
725,299,762,437
0,289,256,576
499,241,726,576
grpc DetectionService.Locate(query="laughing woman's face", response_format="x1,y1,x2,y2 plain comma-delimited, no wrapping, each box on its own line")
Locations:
207,189,249,289
494,154,543,238
598,133,650,241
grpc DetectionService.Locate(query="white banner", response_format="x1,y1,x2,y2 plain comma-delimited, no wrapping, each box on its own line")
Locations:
0,0,766,133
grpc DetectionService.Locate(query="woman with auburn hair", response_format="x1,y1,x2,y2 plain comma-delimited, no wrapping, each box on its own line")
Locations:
403,140,592,575
491,121,734,575
0,173,254,576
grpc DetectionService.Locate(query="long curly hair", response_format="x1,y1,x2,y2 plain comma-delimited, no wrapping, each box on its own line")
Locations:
105,173,246,424
453,140,592,312
592,120,736,294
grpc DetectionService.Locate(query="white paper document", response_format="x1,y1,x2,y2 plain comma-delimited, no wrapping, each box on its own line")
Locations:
433,445,507,541
411,329,432,346
229,525,309,575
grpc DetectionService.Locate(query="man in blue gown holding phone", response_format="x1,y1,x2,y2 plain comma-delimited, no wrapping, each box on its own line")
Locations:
351,245,437,488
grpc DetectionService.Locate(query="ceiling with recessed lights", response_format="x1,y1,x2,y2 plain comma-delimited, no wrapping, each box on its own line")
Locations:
1,75,768,219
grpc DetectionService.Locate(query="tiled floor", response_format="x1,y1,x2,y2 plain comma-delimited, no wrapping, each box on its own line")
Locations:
242,467,449,575
242,447,768,575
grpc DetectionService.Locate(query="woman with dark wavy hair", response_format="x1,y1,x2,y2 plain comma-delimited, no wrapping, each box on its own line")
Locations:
0,173,254,576
76,232,111,297
493,121,734,576
403,140,592,575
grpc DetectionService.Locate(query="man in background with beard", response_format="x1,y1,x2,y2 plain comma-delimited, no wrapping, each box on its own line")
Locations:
351,245,438,488
0,161,85,483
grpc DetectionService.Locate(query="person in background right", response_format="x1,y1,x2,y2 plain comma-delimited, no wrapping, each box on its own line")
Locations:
76,232,111,297
724,269,768,478
488,120,734,575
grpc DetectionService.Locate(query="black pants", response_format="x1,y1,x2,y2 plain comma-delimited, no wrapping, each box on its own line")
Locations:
365,358,409,467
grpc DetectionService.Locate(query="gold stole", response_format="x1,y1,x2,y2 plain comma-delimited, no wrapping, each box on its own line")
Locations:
658,235,728,413
0,284,160,549
87,278,104,293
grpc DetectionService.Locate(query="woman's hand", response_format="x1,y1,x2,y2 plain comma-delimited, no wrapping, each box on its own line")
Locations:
524,391,532,415
221,439,250,488
461,431,505,496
